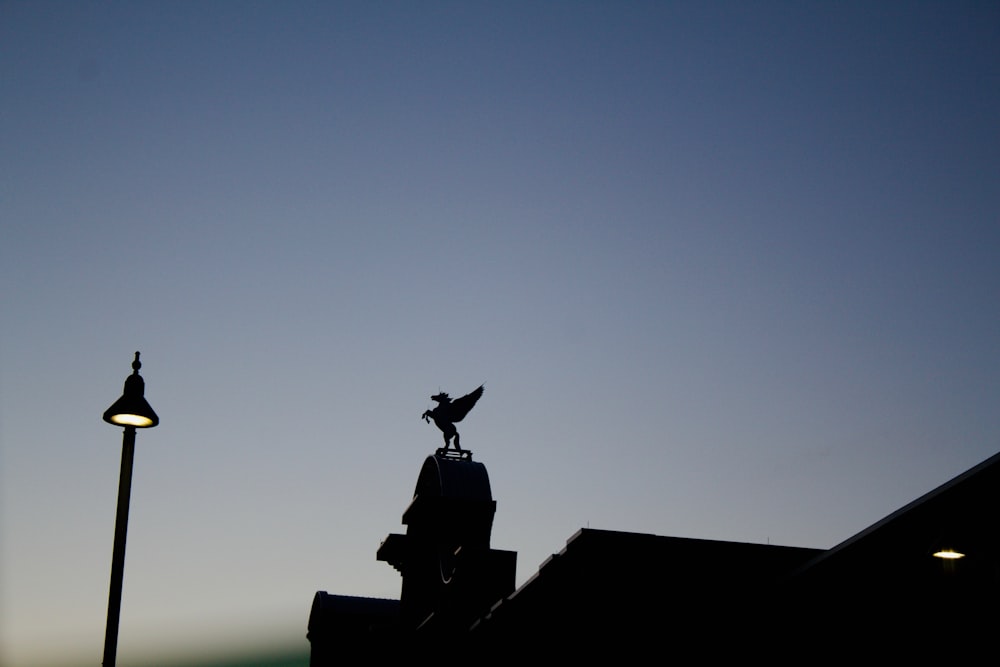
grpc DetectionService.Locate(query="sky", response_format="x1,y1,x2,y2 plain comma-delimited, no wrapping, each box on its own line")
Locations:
2,1,999,664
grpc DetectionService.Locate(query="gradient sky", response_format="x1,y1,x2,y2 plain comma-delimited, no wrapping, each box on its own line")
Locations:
3,1,999,664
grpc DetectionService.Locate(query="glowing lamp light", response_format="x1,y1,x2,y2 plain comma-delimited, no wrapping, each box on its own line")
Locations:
103,352,159,428
107,412,156,427
932,549,965,560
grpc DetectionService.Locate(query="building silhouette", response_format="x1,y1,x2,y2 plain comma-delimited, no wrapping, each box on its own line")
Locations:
309,449,1000,661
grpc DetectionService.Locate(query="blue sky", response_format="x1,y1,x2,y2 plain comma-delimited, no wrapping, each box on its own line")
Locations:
3,1,999,664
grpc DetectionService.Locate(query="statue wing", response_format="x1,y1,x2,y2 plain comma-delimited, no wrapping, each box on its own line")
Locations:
449,384,484,423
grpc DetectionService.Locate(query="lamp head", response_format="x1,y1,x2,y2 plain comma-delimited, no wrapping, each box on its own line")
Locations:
104,352,159,428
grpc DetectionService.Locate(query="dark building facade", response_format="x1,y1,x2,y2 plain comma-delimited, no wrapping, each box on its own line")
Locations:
309,449,1000,661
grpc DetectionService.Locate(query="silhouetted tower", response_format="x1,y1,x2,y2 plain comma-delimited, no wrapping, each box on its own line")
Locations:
377,453,516,633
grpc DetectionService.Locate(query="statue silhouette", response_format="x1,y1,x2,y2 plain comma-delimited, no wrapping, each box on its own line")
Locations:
421,385,484,451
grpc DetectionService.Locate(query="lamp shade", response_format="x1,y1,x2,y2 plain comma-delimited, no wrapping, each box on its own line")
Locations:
103,352,159,428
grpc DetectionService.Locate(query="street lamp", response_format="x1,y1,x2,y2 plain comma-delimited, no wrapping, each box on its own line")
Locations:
102,352,158,667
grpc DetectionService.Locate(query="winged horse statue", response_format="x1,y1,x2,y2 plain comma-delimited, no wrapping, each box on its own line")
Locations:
421,384,484,452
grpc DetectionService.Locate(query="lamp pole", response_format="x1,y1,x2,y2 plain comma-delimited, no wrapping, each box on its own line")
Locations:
102,352,158,667
104,425,136,667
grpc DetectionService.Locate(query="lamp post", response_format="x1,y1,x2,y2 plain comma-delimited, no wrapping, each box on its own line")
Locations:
102,352,158,667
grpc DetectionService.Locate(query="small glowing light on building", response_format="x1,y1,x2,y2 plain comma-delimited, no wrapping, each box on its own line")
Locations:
932,549,965,560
